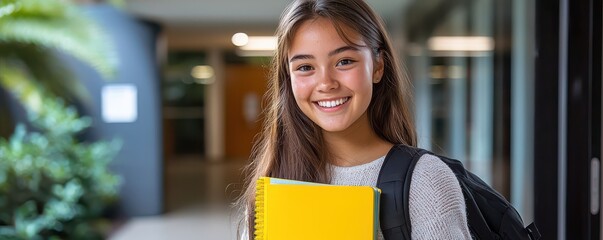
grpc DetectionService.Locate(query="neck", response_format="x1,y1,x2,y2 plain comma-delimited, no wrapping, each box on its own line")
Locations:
323,113,393,167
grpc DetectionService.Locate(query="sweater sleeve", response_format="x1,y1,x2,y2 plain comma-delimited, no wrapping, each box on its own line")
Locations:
409,154,472,240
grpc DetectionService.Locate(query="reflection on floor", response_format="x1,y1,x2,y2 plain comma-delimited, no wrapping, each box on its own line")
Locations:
109,206,235,240
110,156,248,240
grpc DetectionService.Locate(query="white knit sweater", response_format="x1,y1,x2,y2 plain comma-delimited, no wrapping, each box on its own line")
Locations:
330,154,472,240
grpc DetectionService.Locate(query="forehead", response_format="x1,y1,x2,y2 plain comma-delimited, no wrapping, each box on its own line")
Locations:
288,17,364,52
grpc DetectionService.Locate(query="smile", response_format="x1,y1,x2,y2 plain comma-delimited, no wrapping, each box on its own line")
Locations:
316,97,350,108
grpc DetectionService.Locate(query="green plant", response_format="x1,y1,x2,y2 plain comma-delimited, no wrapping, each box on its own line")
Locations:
0,0,123,239
0,76,122,239
0,0,117,101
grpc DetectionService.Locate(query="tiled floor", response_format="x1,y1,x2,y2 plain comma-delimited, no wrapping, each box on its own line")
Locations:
109,157,247,240
109,206,238,240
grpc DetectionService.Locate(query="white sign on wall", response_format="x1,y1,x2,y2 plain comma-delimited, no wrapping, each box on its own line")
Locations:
101,84,138,123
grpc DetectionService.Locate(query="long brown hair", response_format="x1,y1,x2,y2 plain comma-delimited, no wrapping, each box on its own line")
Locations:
235,0,416,238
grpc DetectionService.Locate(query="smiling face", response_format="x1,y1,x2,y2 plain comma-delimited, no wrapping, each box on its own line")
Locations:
287,17,383,134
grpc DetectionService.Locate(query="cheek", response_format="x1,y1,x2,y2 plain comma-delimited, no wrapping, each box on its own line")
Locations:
290,77,313,100
342,68,374,89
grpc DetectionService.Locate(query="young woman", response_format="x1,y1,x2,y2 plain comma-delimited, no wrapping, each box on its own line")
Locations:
236,0,472,239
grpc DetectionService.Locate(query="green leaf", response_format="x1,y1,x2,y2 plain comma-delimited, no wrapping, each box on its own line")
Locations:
0,17,117,79
0,226,20,239
1,0,69,19
0,3,18,19
0,43,88,103
0,1,122,238
0,65,44,114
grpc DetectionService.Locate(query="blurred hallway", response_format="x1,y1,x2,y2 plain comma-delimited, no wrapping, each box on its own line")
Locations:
164,157,246,212
0,0,600,239
109,206,233,240
110,156,246,240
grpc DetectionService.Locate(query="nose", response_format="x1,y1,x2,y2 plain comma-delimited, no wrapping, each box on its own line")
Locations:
316,69,338,92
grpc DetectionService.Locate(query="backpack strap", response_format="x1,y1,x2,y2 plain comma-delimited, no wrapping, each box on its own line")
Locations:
526,222,541,240
377,144,428,240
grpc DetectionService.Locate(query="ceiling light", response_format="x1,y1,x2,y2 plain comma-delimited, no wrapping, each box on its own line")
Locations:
191,65,214,79
232,32,249,47
240,36,277,51
428,36,494,52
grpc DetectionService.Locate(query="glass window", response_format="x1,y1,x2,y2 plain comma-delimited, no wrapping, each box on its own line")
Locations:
402,0,534,223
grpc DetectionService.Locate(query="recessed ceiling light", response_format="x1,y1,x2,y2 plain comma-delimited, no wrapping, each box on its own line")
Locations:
232,32,249,47
191,65,214,79
428,36,494,52
240,36,277,51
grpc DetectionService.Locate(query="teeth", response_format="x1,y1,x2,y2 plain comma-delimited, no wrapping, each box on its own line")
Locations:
317,97,349,108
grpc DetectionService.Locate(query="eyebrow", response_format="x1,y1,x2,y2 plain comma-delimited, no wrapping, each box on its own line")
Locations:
289,46,360,63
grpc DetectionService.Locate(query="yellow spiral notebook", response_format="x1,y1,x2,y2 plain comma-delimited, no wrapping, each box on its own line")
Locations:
254,177,381,240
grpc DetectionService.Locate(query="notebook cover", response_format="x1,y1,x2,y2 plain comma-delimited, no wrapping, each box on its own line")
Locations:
254,177,380,240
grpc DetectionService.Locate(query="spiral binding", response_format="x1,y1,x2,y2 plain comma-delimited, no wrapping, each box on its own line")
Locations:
254,177,266,240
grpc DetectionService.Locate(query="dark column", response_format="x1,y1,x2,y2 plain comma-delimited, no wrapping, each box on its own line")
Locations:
535,0,602,238
66,4,164,217
534,0,560,238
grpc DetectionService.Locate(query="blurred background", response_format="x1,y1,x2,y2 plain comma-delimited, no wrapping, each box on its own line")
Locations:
0,0,600,239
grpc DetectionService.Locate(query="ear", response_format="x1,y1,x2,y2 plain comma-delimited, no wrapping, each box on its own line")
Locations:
372,54,384,83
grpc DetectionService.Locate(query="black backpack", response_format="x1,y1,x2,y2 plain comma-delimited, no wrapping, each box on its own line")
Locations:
377,144,541,240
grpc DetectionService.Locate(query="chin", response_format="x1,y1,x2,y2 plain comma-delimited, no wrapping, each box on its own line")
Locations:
319,125,349,133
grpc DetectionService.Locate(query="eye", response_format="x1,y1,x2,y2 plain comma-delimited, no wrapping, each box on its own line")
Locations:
296,65,314,72
336,59,356,67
